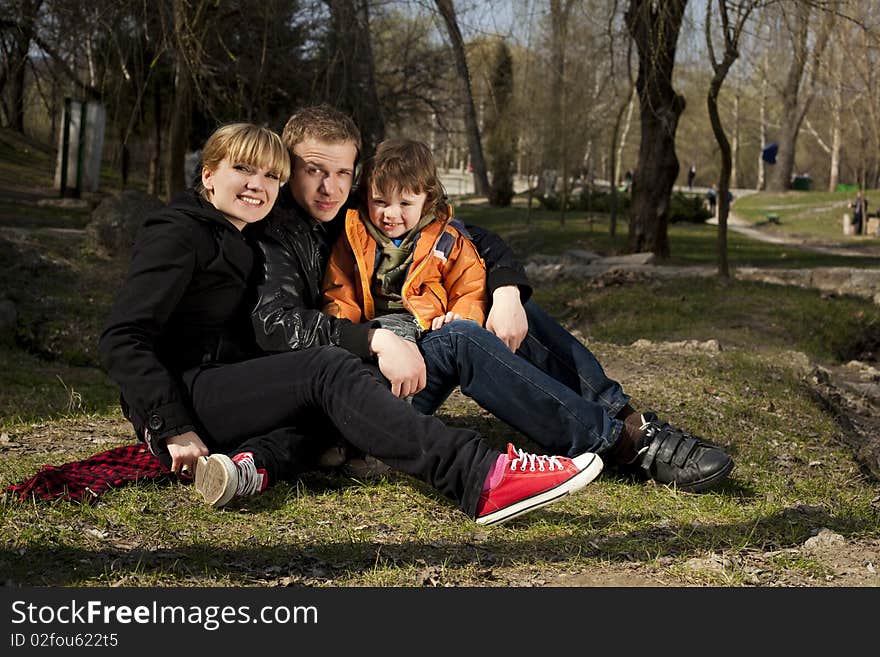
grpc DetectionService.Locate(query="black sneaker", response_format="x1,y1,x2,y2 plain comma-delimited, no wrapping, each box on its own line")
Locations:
631,412,733,492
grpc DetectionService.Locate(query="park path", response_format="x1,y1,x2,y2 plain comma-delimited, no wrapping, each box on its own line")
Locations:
708,189,880,258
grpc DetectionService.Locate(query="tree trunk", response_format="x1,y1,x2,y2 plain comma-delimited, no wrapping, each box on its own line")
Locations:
435,0,490,197
325,0,385,156
731,92,740,189
165,59,192,200
757,48,768,191
147,80,162,197
609,85,634,239
625,0,688,257
708,78,732,279
6,0,44,133
767,3,834,192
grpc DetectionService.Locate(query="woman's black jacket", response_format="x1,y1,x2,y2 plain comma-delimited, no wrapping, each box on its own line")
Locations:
99,191,259,447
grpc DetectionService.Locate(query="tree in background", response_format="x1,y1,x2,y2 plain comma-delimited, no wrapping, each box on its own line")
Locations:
485,38,515,206
0,0,45,132
435,0,490,197
705,0,762,278
625,0,688,257
321,0,385,156
766,2,836,192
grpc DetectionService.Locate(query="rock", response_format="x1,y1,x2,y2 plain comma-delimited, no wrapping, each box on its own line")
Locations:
629,338,722,353
600,252,655,266
564,249,601,263
803,528,845,553
85,190,165,258
683,554,732,573
780,350,812,373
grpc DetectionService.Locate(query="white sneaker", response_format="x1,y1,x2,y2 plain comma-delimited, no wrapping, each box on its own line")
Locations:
194,452,265,508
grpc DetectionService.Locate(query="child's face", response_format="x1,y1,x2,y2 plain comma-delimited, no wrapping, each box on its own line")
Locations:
367,185,427,239
202,157,281,230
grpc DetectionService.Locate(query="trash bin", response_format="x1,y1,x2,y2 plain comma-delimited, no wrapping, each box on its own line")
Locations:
792,175,812,191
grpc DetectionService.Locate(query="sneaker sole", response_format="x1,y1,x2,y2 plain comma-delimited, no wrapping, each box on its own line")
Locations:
476,454,604,526
194,455,237,508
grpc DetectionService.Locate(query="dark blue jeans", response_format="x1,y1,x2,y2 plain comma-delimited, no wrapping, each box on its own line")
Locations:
412,301,630,458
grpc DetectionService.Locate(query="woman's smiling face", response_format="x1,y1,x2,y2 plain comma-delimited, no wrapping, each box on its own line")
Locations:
201,158,281,230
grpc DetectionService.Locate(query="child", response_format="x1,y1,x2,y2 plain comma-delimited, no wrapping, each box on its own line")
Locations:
323,138,487,343
100,125,601,524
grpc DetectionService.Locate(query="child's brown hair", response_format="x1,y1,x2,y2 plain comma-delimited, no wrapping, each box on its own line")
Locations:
360,138,449,222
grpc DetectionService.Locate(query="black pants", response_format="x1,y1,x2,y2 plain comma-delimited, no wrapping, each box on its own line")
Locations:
183,346,496,517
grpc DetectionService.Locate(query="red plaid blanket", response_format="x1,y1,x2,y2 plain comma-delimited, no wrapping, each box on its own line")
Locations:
5,442,173,504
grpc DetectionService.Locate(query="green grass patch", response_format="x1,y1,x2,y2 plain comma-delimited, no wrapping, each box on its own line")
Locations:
0,129,55,188
734,190,880,241
534,276,880,363
0,347,119,429
2,344,877,586
0,199,90,229
457,201,880,269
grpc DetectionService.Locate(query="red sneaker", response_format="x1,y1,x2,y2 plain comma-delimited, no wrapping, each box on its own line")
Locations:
475,444,603,526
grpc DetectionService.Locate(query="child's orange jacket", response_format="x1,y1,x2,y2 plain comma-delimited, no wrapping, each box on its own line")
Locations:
322,208,487,329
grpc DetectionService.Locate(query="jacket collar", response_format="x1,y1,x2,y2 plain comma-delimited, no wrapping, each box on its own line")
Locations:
269,184,349,242
168,189,244,232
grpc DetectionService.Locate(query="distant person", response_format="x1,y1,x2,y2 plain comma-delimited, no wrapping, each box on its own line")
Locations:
623,170,633,192
687,164,696,189
706,184,717,216
851,190,868,236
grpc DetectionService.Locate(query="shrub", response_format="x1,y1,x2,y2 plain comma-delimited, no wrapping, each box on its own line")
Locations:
668,191,712,223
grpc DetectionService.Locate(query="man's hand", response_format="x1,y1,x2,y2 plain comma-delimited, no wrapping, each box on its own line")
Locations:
369,328,427,398
166,431,209,475
486,285,528,352
430,311,463,331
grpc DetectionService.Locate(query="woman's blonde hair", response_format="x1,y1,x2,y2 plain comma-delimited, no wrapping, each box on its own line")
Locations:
197,123,290,197
359,138,448,221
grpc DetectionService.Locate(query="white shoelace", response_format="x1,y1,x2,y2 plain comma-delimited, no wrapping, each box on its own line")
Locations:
233,453,263,496
512,448,563,472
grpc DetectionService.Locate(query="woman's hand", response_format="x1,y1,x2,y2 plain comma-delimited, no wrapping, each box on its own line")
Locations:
165,431,210,475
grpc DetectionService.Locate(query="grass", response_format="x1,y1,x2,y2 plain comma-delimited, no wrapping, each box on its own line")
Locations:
455,199,880,269
535,276,880,363
733,190,880,241
2,158,880,586
0,129,56,188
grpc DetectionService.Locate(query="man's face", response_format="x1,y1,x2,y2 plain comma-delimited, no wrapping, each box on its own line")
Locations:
289,137,358,223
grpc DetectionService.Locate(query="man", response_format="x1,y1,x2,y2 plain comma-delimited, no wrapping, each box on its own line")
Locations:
249,105,734,492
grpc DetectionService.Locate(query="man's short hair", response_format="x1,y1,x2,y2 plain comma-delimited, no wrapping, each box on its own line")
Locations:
282,105,362,155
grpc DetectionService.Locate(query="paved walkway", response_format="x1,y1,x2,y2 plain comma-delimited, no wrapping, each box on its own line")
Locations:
709,197,880,258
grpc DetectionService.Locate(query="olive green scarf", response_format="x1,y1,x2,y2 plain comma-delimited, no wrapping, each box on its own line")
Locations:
362,211,436,316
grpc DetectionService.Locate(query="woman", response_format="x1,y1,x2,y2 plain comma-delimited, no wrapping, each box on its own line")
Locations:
98,122,602,525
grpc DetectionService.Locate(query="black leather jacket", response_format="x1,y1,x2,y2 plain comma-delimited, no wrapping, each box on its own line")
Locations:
249,185,531,358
